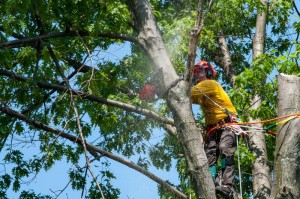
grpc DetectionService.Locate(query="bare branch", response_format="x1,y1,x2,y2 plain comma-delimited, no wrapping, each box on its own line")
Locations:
293,1,300,16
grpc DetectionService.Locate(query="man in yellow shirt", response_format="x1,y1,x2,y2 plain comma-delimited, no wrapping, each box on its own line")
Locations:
191,60,237,198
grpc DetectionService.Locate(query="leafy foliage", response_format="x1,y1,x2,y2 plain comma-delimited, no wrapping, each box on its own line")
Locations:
0,0,299,198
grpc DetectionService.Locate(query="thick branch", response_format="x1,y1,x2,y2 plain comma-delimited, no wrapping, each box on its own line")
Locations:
216,35,236,87
0,69,174,127
184,0,204,83
0,31,142,49
272,74,300,198
0,101,186,199
184,0,214,85
38,81,175,126
250,1,271,198
127,0,179,96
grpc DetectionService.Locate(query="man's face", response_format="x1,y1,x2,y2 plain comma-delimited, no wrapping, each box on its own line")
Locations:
194,67,207,83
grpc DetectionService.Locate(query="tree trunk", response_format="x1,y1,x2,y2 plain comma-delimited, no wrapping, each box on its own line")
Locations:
249,97,271,199
128,0,179,96
167,80,215,199
217,35,236,87
250,0,271,197
130,0,216,198
271,74,300,199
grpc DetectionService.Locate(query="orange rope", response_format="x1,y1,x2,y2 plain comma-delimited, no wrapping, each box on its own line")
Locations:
207,113,300,136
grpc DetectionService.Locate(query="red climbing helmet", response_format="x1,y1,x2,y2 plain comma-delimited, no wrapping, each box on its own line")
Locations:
193,60,217,78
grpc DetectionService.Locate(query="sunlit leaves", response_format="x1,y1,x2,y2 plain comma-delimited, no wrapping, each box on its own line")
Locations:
19,190,52,199
0,0,299,198
236,140,254,198
232,53,278,120
275,44,300,76
269,0,294,34
237,141,255,166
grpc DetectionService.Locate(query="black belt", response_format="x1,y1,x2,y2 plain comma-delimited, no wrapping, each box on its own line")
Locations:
206,116,232,129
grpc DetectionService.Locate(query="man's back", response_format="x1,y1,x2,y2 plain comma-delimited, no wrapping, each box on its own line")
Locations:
191,79,236,125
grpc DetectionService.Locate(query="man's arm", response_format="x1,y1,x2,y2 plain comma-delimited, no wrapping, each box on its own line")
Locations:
191,81,216,104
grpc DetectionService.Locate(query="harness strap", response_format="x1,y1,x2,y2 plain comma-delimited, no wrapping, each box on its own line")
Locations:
205,115,236,137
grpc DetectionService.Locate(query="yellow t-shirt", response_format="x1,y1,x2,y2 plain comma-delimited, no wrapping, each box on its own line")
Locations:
191,80,237,125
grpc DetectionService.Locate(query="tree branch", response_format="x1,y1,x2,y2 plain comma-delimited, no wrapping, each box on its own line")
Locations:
0,69,174,127
0,30,142,49
184,0,214,85
216,35,236,87
38,81,175,126
0,101,187,199
47,42,105,197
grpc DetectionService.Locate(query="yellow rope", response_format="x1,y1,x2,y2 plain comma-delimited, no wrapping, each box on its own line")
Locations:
207,113,300,136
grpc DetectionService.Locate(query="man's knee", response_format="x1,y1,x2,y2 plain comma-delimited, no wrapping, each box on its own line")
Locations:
221,155,234,169
219,143,236,156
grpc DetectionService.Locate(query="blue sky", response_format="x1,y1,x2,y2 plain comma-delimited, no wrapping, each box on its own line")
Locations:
1,43,180,199
2,2,299,196
2,134,180,199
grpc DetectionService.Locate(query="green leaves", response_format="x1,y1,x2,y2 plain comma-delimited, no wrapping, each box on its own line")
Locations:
275,44,300,76
19,190,52,199
68,166,86,190
236,140,255,166
0,0,299,198
4,150,34,191
68,163,120,199
0,174,11,197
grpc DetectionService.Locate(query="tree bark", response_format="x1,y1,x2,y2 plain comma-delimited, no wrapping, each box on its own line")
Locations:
129,0,216,198
167,80,215,199
217,35,236,87
129,0,179,96
250,0,271,198
271,74,300,199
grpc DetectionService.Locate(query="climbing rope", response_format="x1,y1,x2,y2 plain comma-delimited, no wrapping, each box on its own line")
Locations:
207,113,300,136
193,86,231,115
212,113,300,199
192,84,300,198
236,134,243,199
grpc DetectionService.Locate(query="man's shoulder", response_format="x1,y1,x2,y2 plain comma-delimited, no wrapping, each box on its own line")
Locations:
192,80,220,92
198,79,219,86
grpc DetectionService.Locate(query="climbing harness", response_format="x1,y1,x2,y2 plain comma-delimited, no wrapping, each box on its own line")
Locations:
215,113,299,199
207,113,300,136
193,85,300,199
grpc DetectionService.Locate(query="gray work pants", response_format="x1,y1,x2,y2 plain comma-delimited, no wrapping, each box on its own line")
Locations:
204,127,236,187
